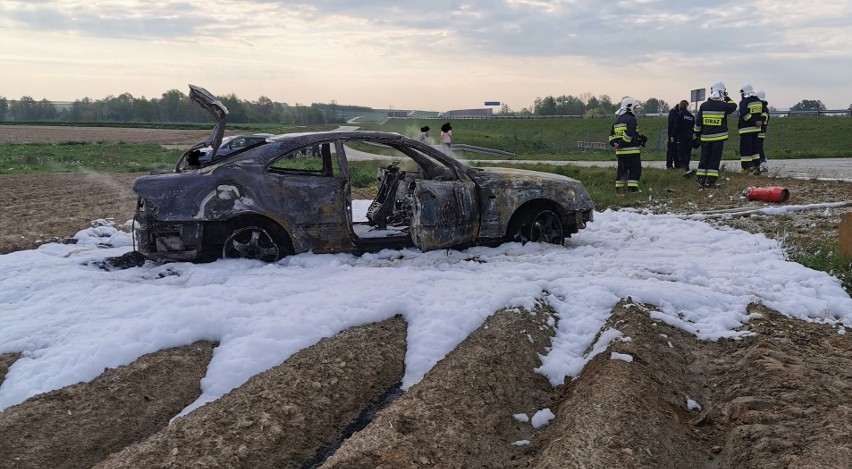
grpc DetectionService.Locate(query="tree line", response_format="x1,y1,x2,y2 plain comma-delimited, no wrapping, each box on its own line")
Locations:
506,94,670,117
513,95,844,117
0,90,845,124
0,90,372,125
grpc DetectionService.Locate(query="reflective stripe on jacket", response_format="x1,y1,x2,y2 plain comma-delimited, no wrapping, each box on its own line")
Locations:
609,112,640,156
738,95,764,134
693,98,737,142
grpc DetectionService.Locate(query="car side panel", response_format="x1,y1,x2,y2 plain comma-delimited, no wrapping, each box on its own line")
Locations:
410,180,479,250
466,168,594,239
230,170,354,254
133,161,355,256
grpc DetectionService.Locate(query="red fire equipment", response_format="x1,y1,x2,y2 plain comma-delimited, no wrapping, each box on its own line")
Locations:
745,186,790,203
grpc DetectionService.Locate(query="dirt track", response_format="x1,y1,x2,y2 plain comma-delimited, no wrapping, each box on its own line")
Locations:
1,126,851,468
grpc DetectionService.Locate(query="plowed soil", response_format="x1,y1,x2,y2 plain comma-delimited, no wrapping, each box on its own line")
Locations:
1,126,851,468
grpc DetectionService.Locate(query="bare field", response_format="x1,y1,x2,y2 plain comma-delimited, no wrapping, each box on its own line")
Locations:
0,125,212,145
0,126,222,254
1,126,851,468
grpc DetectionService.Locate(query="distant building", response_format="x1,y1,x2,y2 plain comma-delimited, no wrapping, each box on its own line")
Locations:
439,108,494,118
386,110,411,118
408,110,441,118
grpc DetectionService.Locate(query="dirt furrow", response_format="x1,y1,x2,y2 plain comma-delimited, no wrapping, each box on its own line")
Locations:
708,305,852,469
95,316,407,469
0,353,21,387
530,301,713,468
321,305,556,468
0,341,216,469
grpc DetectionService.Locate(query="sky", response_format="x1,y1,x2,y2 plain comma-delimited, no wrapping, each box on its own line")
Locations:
1,201,850,419
2,0,852,111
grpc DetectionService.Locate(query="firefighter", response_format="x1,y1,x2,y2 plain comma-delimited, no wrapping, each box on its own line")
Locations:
737,83,764,174
673,99,695,173
692,81,737,189
667,104,679,169
608,97,646,195
755,89,770,173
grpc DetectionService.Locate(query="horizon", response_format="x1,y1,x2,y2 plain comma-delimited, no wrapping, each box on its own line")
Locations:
2,1,851,111
6,94,835,115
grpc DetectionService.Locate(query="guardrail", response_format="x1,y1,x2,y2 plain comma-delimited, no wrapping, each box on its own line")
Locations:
449,144,516,157
577,141,609,151
358,140,516,158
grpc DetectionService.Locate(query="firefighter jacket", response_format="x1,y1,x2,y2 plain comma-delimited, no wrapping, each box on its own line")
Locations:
759,100,769,139
673,109,695,141
693,97,737,142
738,95,764,135
609,112,640,156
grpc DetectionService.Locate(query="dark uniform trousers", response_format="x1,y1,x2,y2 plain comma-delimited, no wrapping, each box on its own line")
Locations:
667,141,678,169
698,141,724,187
739,133,761,171
617,155,642,191
676,139,693,170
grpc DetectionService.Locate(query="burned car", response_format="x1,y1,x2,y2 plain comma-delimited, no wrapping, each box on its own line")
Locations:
132,85,594,262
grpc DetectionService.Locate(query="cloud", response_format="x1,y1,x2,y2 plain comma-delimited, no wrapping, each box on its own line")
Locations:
2,0,851,109
7,1,852,62
4,1,209,39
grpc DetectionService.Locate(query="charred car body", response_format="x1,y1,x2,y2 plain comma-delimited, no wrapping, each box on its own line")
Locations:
132,85,594,263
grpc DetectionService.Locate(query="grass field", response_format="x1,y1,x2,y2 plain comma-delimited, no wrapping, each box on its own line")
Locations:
363,116,852,159
0,143,182,173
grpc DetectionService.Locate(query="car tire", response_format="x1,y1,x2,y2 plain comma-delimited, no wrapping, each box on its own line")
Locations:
222,221,292,262
511,207,565,245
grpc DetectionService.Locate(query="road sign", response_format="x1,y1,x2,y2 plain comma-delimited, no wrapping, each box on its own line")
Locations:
690,88,706,113
484,101,501,106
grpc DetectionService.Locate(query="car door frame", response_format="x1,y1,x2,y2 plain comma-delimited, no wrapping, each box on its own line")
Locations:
261,139,354,254
409,177,479,250
336,136,480,251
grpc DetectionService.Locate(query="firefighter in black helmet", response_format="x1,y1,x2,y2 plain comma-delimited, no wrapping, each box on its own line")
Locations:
692,81,737,189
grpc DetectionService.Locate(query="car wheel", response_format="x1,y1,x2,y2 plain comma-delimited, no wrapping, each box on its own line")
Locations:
222,222,291,262
514,208,564,245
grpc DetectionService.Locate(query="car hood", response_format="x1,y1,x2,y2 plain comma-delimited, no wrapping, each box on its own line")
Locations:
466,166,595,211
468,166,583,184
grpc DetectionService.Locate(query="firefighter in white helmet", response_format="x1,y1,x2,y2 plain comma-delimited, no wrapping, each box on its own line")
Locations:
608,97,647,195
692,81,737,189
737,83,765,174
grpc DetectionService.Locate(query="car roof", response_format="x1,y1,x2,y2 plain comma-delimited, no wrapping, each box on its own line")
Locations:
225,133,274,140
268,130,404,142
229,130,467,170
